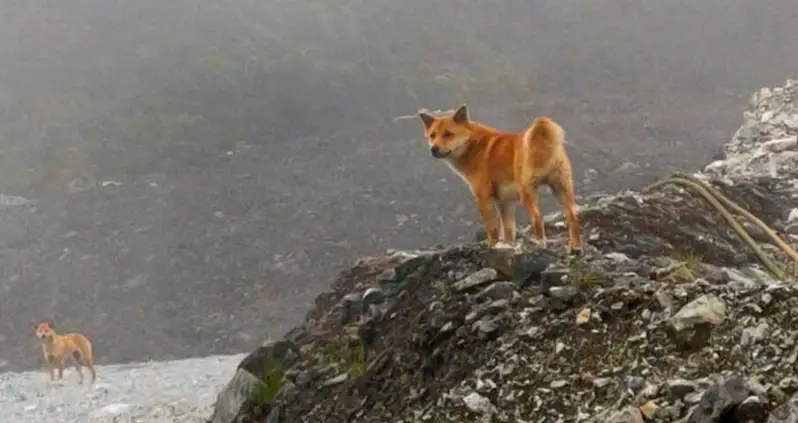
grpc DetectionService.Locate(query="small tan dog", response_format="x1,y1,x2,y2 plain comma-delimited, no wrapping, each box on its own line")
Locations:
418,105,582,252
34,321,96,384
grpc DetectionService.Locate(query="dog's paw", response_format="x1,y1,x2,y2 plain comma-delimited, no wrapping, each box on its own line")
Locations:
528,238,548,250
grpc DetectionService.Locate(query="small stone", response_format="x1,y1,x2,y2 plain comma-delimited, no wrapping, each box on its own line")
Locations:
475,281,518,301
669,294,727,332
626,376,646,391
463,392,493,414
725,268,761,291
663,404,683,420
454,268,499,291
439,322,455,333
541,265,570,287
741,322,770,345
769,385,790,404
361,287,386,311
685,391,704,405
604,406,645,423
666,378,699,400
668,294,727,349
592,377,613,388
638,400,659,419
747,379,768,397
321,373,349,387
340,292,364,325
605,252,631,262
778,377,798,393
484,299,510,313
549,285,579,300
550,379,568,389
734,395,767,422
639,383,660,399
686,376,749,422
482,249,555,284
768,394,798,422
472,318,500,339
762,137,798,152
576,308,592,325
655,291,675,313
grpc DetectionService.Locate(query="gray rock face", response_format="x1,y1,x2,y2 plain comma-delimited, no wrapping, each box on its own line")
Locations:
209,340,300,423
209,78,798,423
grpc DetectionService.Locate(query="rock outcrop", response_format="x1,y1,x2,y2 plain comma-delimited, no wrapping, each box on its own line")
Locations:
209,78,798,423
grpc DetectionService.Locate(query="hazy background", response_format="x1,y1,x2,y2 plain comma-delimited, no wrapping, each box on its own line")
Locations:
0,0,796,370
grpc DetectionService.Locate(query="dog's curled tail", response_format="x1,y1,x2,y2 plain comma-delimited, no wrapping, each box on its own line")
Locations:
522,116,565,149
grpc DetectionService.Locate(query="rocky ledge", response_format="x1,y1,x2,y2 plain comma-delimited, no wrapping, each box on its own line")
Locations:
209,78,798,423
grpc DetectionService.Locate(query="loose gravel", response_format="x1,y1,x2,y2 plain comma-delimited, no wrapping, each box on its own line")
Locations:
0,353,247,423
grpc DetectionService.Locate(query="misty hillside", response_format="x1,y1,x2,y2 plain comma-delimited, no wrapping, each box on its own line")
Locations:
3,0,797,193
0,0,797,371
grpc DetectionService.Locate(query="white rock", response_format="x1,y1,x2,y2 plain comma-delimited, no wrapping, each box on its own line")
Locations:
94,403,133,416
604,252,631,262
463,392,493,414
669,294,727,332
704,159,727,172
761,137,798,153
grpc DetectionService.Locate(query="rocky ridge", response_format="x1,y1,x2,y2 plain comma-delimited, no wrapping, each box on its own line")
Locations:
210,78,798,423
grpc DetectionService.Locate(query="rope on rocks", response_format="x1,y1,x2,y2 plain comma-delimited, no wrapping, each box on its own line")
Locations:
671,172,798,263
643,172,797,280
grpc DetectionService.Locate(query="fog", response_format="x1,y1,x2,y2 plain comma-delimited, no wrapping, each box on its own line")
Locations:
0,0,796,370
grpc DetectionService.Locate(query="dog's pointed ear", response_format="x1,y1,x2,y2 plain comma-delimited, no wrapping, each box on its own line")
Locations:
418,111,436,130
452,104,468,124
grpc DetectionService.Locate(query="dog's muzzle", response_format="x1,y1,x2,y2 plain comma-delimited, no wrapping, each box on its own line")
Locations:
430,146,449,158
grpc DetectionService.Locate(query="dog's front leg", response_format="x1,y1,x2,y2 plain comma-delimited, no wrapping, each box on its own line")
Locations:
46,354,57,381
474,191,499,246
56,358,65,380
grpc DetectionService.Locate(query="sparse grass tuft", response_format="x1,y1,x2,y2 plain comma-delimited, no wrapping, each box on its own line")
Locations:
599,339,630,369
567,258,603,286
318,337,367,378
246,356,285,407
668,247,704,282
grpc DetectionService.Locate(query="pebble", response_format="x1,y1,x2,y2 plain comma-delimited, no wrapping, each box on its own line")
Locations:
463,392,492,414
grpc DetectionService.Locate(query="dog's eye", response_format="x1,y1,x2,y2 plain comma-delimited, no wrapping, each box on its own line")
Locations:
443,130,453,138
429,132,436,138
